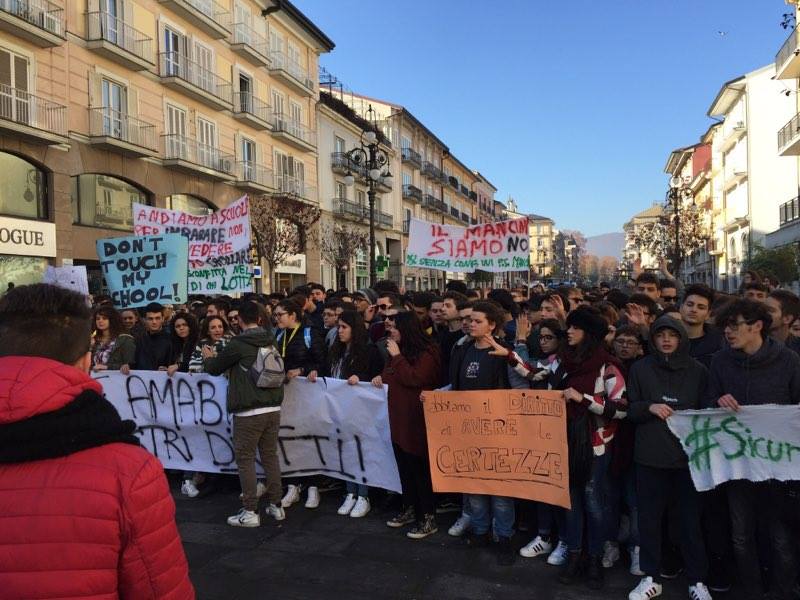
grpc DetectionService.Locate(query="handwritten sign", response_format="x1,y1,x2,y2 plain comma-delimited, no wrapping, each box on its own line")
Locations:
43,265,89,295
95,371,401,492
96,234,188,308
405,217,530,273
132,196,253,294
667,405,800,491
422,389,570,507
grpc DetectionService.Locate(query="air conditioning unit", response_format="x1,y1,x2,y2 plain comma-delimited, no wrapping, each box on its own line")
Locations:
219,158,233,172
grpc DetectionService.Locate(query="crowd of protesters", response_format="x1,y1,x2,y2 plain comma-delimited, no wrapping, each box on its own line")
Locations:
2,268,800,600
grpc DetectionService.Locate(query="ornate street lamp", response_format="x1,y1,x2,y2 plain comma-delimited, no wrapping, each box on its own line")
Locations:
344,105,393,287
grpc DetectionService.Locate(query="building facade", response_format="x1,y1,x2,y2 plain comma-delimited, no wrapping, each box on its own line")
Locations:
0,0,333,292
622,203,664,272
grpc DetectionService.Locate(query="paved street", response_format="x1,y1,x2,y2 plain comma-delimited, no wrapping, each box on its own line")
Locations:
175,480,738,600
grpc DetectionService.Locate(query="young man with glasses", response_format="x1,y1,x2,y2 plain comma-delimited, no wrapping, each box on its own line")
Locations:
322,299,344,348
706,299,800,600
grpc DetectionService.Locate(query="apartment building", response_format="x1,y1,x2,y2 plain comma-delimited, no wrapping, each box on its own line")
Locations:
622,203,664,272
0,0,333,292
502,198,554,278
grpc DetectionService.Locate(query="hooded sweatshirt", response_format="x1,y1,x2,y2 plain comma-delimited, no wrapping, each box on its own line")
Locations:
627,316,708,469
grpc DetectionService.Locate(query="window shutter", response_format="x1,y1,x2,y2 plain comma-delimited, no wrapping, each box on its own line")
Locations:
88,70,102,107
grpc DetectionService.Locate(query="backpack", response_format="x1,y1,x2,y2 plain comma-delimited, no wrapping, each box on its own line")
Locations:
247,344,286,388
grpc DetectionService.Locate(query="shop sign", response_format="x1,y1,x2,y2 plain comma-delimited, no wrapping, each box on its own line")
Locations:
0,217,56,257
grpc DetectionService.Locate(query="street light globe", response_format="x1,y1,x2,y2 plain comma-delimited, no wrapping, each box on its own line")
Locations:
363,131,377,145
669,175,682,189
383,174,394,186
344,173,355,186
369,168,381,180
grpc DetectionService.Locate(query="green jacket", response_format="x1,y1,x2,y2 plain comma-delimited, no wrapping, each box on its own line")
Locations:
203,327,283,413
105,334,136,370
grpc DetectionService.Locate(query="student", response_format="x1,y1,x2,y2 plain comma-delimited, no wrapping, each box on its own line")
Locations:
438,290,469,386
126,302,173,372
91,305,135,372
765,289,800,354
626,317,712,600
188,316,232,372
634,273,661,303
167,311,200,375
0,284,194,598
679,284,723,369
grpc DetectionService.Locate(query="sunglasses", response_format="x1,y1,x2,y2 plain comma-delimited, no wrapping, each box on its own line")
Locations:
384,314,397,321
661,296,677,302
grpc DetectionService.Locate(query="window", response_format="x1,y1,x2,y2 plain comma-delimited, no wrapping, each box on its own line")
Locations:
238,72,252,112
335,181,346,199
197,117,216,168
168,194,213,216
101,78,126,138
402,172,412,186
0,152,47,219
0,48,30,125
165,103,186,158
71,174,148,230
241,136,255,178
401,136,411,150
194,42,214,92
356,189,365,208
271,89,284,121
334,136,345,154
274,150,305,195
163,27,185,76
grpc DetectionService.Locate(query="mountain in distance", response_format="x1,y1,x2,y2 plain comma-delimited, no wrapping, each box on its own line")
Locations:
585,232,625,258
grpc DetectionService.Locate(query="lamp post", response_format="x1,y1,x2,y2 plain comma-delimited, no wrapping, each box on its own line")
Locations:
666,175,695,276
343,105,392,287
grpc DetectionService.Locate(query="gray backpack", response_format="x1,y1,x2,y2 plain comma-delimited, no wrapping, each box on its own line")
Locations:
247,345,285,388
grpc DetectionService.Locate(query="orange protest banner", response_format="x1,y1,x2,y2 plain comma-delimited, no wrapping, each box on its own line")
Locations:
421,389,570,509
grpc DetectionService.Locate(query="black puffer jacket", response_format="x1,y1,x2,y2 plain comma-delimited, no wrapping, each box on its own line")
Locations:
627,316,708,469
276,322,326,375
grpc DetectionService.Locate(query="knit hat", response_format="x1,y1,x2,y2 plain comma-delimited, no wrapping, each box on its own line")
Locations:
355,287,378,305
566,306,609,341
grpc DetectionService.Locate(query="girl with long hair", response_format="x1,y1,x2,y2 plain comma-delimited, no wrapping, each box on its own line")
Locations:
167,311,199,375
188,316,232,373
91,306,135,372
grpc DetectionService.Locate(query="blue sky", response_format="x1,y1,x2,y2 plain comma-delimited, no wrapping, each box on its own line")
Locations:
296,0,790,236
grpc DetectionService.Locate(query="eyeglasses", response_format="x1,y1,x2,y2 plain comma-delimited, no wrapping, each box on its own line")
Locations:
661,296,677,303
539,334,556,341
273,311,287,317
723,319,754,331
614,339,641,348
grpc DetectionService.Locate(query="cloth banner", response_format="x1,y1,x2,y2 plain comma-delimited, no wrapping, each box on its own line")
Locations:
422,389,570,508
667,405,800,492
96,234,188,308
405,217,530,273
43,265,88,295
95,371,401,492
132,196,252,294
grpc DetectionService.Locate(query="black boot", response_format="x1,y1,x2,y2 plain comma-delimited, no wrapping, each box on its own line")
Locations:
586,555,604,590
465,531,491,548
496,536,516,566
558,551,583,585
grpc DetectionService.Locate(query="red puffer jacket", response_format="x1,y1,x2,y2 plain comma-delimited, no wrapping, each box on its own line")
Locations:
0,356,195,599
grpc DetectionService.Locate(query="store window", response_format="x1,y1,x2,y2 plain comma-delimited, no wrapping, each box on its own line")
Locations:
0,152,47,219
168,194,214,216
71,174,149,230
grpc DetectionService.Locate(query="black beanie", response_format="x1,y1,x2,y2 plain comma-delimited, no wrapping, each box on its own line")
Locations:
566,306,609,341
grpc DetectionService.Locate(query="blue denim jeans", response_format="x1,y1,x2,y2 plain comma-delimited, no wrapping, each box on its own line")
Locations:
346,481,368,497
565,450,611,556
467,494,515,539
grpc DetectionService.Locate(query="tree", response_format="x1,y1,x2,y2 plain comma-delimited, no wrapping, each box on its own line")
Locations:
318,220,370,290
632,203,708,274
598,256,619,282
250,193,321,291
466,269,494,285
744,244,799,285
579,254,599,282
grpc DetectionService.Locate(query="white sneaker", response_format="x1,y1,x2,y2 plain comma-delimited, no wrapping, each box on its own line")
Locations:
519,535,553,558
227,508,260,528
239,482,267,500
447,513,471,537
349,496,370,518
266,503,286,521
338,493,357,516
181,480,199,498
305,486,320,509
546,540,569,566
688,583,712,600
602,540,620,568
628,576,662,600
630,545,644,576
281,484,301,508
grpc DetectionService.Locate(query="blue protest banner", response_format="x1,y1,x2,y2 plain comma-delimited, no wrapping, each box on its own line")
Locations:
97,234,189,308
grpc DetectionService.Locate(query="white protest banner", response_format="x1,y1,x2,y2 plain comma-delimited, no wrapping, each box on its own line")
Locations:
132,195,252,294
95,371,401,492
43,265,89,295
667,405,800,492
405,217,530,273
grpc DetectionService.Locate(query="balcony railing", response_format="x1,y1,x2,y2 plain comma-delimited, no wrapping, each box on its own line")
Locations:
87,11,152,63
331,152,367,178
162,133,234,174
233,92,271,124
448,176,458,189
460,184,470,196
0,0,64,38
421,161,443,180
461,212,470,223
780,196,800,227
89,107,157,150
402,184,422,202
159,51,232,105
274,174,317,202
778,112,800,152
450,206,460,218
230,21,269,62
469,191,477,201
269,50,314,91
401,146,421,166
273,112,316,147
777,28,800,76
377,211,393,228
236,161,273,188
0,82,66,136
333,197,366,220
403,219,410,234
183,0,228,27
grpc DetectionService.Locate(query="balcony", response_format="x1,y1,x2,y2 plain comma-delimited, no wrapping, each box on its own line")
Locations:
376,211,393,229
229,22,269,66
776,28,800,80
159,52,232,111
375,175,392,193
421,161,443,181
86,11,154,70
162,134,235,181
720,119,746,153
332,152,354,175
158,0,229,39
269,50,314,96
461,212,470,224
469,191,477,201
402,184,422,203
779,196,800,227
0,83,67,144
272,113,316,152
88,107,158,157
402,219,410,234
234,161,274,193
450,206,460,218
333,197,366,222
448,176,459,189
0,0,64,47
401,147,421,168
460,184,470,197
424,194,446,213
274,174,317,202
778,112,800,156
723,161,747,190
232,92,272,130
